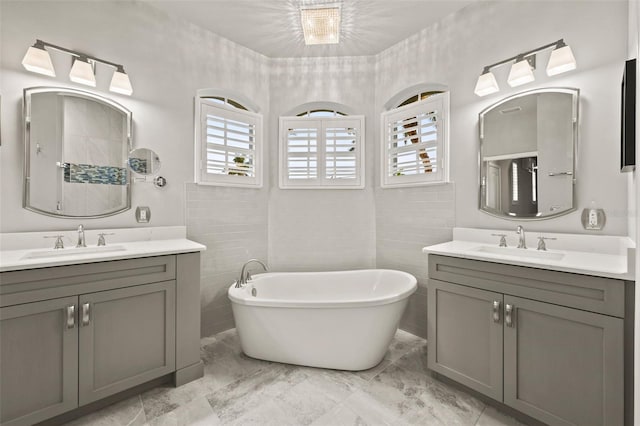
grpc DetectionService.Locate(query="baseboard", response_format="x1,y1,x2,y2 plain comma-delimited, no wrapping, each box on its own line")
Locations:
174,360,205,387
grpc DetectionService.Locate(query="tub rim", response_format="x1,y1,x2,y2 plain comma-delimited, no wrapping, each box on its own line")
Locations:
227,269,417,309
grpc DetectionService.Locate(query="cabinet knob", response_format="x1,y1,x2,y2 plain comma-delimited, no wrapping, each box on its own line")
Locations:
81,302,91,326
492,300,501,323
505,303,514,327
65,305,76,329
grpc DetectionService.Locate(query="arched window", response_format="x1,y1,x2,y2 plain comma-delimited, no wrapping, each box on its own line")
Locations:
194,90,263,187
279,102,364,189
381,86,450,187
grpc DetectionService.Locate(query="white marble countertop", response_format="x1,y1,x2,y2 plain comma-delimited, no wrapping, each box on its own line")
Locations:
0,226,206,272
422,228,635,281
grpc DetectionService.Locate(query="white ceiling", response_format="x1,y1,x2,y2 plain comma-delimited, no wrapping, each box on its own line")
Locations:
145,0,474,58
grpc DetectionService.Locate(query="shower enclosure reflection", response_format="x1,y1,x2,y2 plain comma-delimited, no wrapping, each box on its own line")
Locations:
23,87,132,218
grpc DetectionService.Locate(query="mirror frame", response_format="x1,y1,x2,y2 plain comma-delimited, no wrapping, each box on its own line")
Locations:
478,87,579,220
23,86,133,218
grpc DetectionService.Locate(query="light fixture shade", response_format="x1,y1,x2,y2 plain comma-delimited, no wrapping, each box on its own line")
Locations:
22,45,56,77
300,6,341,45
474,71,499,97
110,69,133,95
546,44,576,76
507,59,535,87
69,57,96,87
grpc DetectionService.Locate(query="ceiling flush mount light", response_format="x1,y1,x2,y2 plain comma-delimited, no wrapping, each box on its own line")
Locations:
21,39,133,96
69,57,96,87
300,4,341,45
474,39,576,97
507,56,535,87
474,68,499,97
22,40,56,77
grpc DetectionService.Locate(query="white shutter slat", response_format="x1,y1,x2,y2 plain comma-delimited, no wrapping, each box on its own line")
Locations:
381,93,448,187
279,116,364,188
197,101,262,187
285,123,319,181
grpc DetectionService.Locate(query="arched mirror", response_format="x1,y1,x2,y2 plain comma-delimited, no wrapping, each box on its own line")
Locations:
23,87,132,218
479,87,578,219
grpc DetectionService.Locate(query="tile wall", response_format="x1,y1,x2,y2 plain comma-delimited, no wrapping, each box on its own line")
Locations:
375,185,456,337
185,183,269,336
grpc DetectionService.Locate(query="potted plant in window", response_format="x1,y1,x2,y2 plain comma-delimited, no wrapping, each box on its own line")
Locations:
229,155,249,176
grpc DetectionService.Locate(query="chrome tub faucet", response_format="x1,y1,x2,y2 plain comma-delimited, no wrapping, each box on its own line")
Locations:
236,259,268,288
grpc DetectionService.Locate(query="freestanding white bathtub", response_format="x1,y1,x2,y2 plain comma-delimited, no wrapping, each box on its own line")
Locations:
228,269,417,371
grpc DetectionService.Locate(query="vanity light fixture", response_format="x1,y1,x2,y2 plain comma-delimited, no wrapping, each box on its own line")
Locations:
21,39,133,96
69,57,96,87
21,40,56,77
507,56,535,87
110,66,134,96
546,40,577,76
474,39,576,97
474,68,500,97
300,4,341,45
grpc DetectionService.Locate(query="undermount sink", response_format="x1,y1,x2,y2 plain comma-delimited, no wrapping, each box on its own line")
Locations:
471,245,565,261
21,245,127,260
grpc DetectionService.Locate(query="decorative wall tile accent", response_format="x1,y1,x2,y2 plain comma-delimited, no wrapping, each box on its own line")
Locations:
63,163,127,185
128,158,148,174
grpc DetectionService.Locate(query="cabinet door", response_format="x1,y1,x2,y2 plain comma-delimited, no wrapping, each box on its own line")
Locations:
0,296,78,426
427,279,504,400
504,296,624,426
78,281,176,405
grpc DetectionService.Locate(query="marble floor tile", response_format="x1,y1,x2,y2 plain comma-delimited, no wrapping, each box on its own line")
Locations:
213,328,242,351
352,330,424,382
309,404,365,426
359,363,433,422
206,364,308,424
303,367,369,402
146,396,221,426
393,342,429,375
337,390,402,425
273,378,340,425
475,406,529,426
65,395,146,426
350,357,393,382
417,370,486,425
62,328,523,426
226,401,297,426
386,329,426,363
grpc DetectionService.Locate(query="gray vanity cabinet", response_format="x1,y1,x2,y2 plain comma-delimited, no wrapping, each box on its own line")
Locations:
0,297,79,426
0,253,203,426
503,296,624,426
78,281,176,405
427,254,629,426
427,280,504,401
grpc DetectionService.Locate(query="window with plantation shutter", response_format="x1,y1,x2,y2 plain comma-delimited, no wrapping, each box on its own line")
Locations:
279,115,364,189
195,97,262,187
381,92,450,187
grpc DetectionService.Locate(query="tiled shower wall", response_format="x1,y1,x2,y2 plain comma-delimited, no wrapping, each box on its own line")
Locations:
186,184,269,336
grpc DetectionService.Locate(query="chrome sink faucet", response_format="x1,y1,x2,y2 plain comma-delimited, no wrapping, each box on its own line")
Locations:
236,259,268,288
76,224,86,248
516,225,526,249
